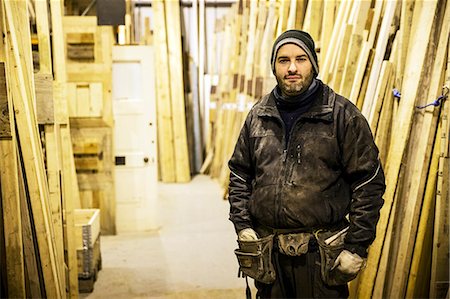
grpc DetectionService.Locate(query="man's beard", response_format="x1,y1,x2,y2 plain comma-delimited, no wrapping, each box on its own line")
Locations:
276,71,314,97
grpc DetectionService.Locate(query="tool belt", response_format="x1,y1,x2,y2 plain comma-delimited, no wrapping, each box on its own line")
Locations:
315,226,358,286
234,234,276,284
277,232,312,256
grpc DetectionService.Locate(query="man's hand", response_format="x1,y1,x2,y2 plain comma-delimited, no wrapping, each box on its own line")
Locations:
332,250,365,274
238,228,259,241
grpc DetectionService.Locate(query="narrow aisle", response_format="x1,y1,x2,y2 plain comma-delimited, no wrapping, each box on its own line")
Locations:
82,175,253,299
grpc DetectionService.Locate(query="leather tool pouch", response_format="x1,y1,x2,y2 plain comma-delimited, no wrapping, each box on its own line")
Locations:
315,228,358,286
234,234,276,284
277,233,311,256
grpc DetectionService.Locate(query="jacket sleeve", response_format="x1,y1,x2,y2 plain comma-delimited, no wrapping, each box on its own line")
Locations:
340,113,386,257
228,116,255,234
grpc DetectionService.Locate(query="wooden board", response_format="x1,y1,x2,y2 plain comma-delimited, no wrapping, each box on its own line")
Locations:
0,61,25,299
152,0,176,182
34,73,54,124
164,0,191,182
405,123,440,298
361,1,397,118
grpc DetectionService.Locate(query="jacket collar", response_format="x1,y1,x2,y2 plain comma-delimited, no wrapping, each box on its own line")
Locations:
256,81,335,122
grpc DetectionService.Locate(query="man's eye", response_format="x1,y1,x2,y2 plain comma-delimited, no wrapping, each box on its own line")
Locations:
279,59,289,63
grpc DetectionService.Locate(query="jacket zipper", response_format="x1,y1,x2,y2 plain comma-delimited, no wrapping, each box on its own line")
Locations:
274,114,305,227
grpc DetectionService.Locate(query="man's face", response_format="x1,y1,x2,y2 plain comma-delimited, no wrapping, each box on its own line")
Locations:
274,43,314,97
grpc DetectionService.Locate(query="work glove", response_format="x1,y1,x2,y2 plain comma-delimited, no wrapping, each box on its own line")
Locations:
238,228,259,241
332,249,365,275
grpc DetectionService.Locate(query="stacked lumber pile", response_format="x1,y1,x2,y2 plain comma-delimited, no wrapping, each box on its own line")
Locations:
204,0,449,297
152,0,191,183
62,16,117,235
0,0,80,297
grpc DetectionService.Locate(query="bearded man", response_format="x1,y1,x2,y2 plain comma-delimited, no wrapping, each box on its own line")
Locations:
228,30,386,298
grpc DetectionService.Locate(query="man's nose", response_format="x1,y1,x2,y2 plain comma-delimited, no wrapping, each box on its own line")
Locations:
288,61,297,72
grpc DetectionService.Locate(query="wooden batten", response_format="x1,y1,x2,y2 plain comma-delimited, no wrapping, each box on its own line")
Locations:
320,0,336,64
164,0,191,182
17,155,42,298
152,0,176,182
0,61,25,298
34,73,54,124
405,123,440,298
361,1,397,118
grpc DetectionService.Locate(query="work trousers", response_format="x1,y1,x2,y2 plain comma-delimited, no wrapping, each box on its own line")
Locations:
255,246,349,299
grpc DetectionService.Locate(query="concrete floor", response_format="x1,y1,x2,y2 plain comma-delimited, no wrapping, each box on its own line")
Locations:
81,175,256,299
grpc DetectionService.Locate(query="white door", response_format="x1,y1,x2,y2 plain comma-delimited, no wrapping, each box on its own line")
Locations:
112,45,158,233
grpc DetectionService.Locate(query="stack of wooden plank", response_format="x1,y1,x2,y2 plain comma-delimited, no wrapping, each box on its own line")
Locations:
62,16,117,236
0,0,81,297
203,0,449,297
152,0,191,183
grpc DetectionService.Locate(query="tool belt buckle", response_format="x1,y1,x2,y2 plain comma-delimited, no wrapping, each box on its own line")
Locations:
277,232,312,256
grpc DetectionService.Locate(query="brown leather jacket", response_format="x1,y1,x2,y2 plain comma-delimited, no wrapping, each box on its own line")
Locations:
228,82,385,256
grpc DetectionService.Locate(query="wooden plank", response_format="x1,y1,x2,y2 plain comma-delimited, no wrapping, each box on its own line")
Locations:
34,74,54,124
320,0,336,64
210,4,238,178
0,61,25,299
308,0,323,43
34,0,52,74
60,125,82,295
286,0,296,30
348,42,371,103
430,41,450,299
349,0,383,103
330,24,352,90
389,2,449,297
152,0,176,182
259,0,278,79
396,1,415,90
318,0,351,82
405,123,440,298
164,0,191,182
361,1,397,118
18,150,43,298
368,61,392,133
276,0,288,36
374,70,394,167
50,1,80,298
98,26,114,127
3,2,62,297
356,2,439,297
294,0,306,30
339,0,370,97
44,125,66,298
50,0,67,83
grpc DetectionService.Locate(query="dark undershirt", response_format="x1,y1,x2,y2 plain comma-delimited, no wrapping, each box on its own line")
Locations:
273,79,319,145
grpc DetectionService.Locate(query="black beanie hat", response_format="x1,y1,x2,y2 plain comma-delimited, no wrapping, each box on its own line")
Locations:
271,30,319,76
